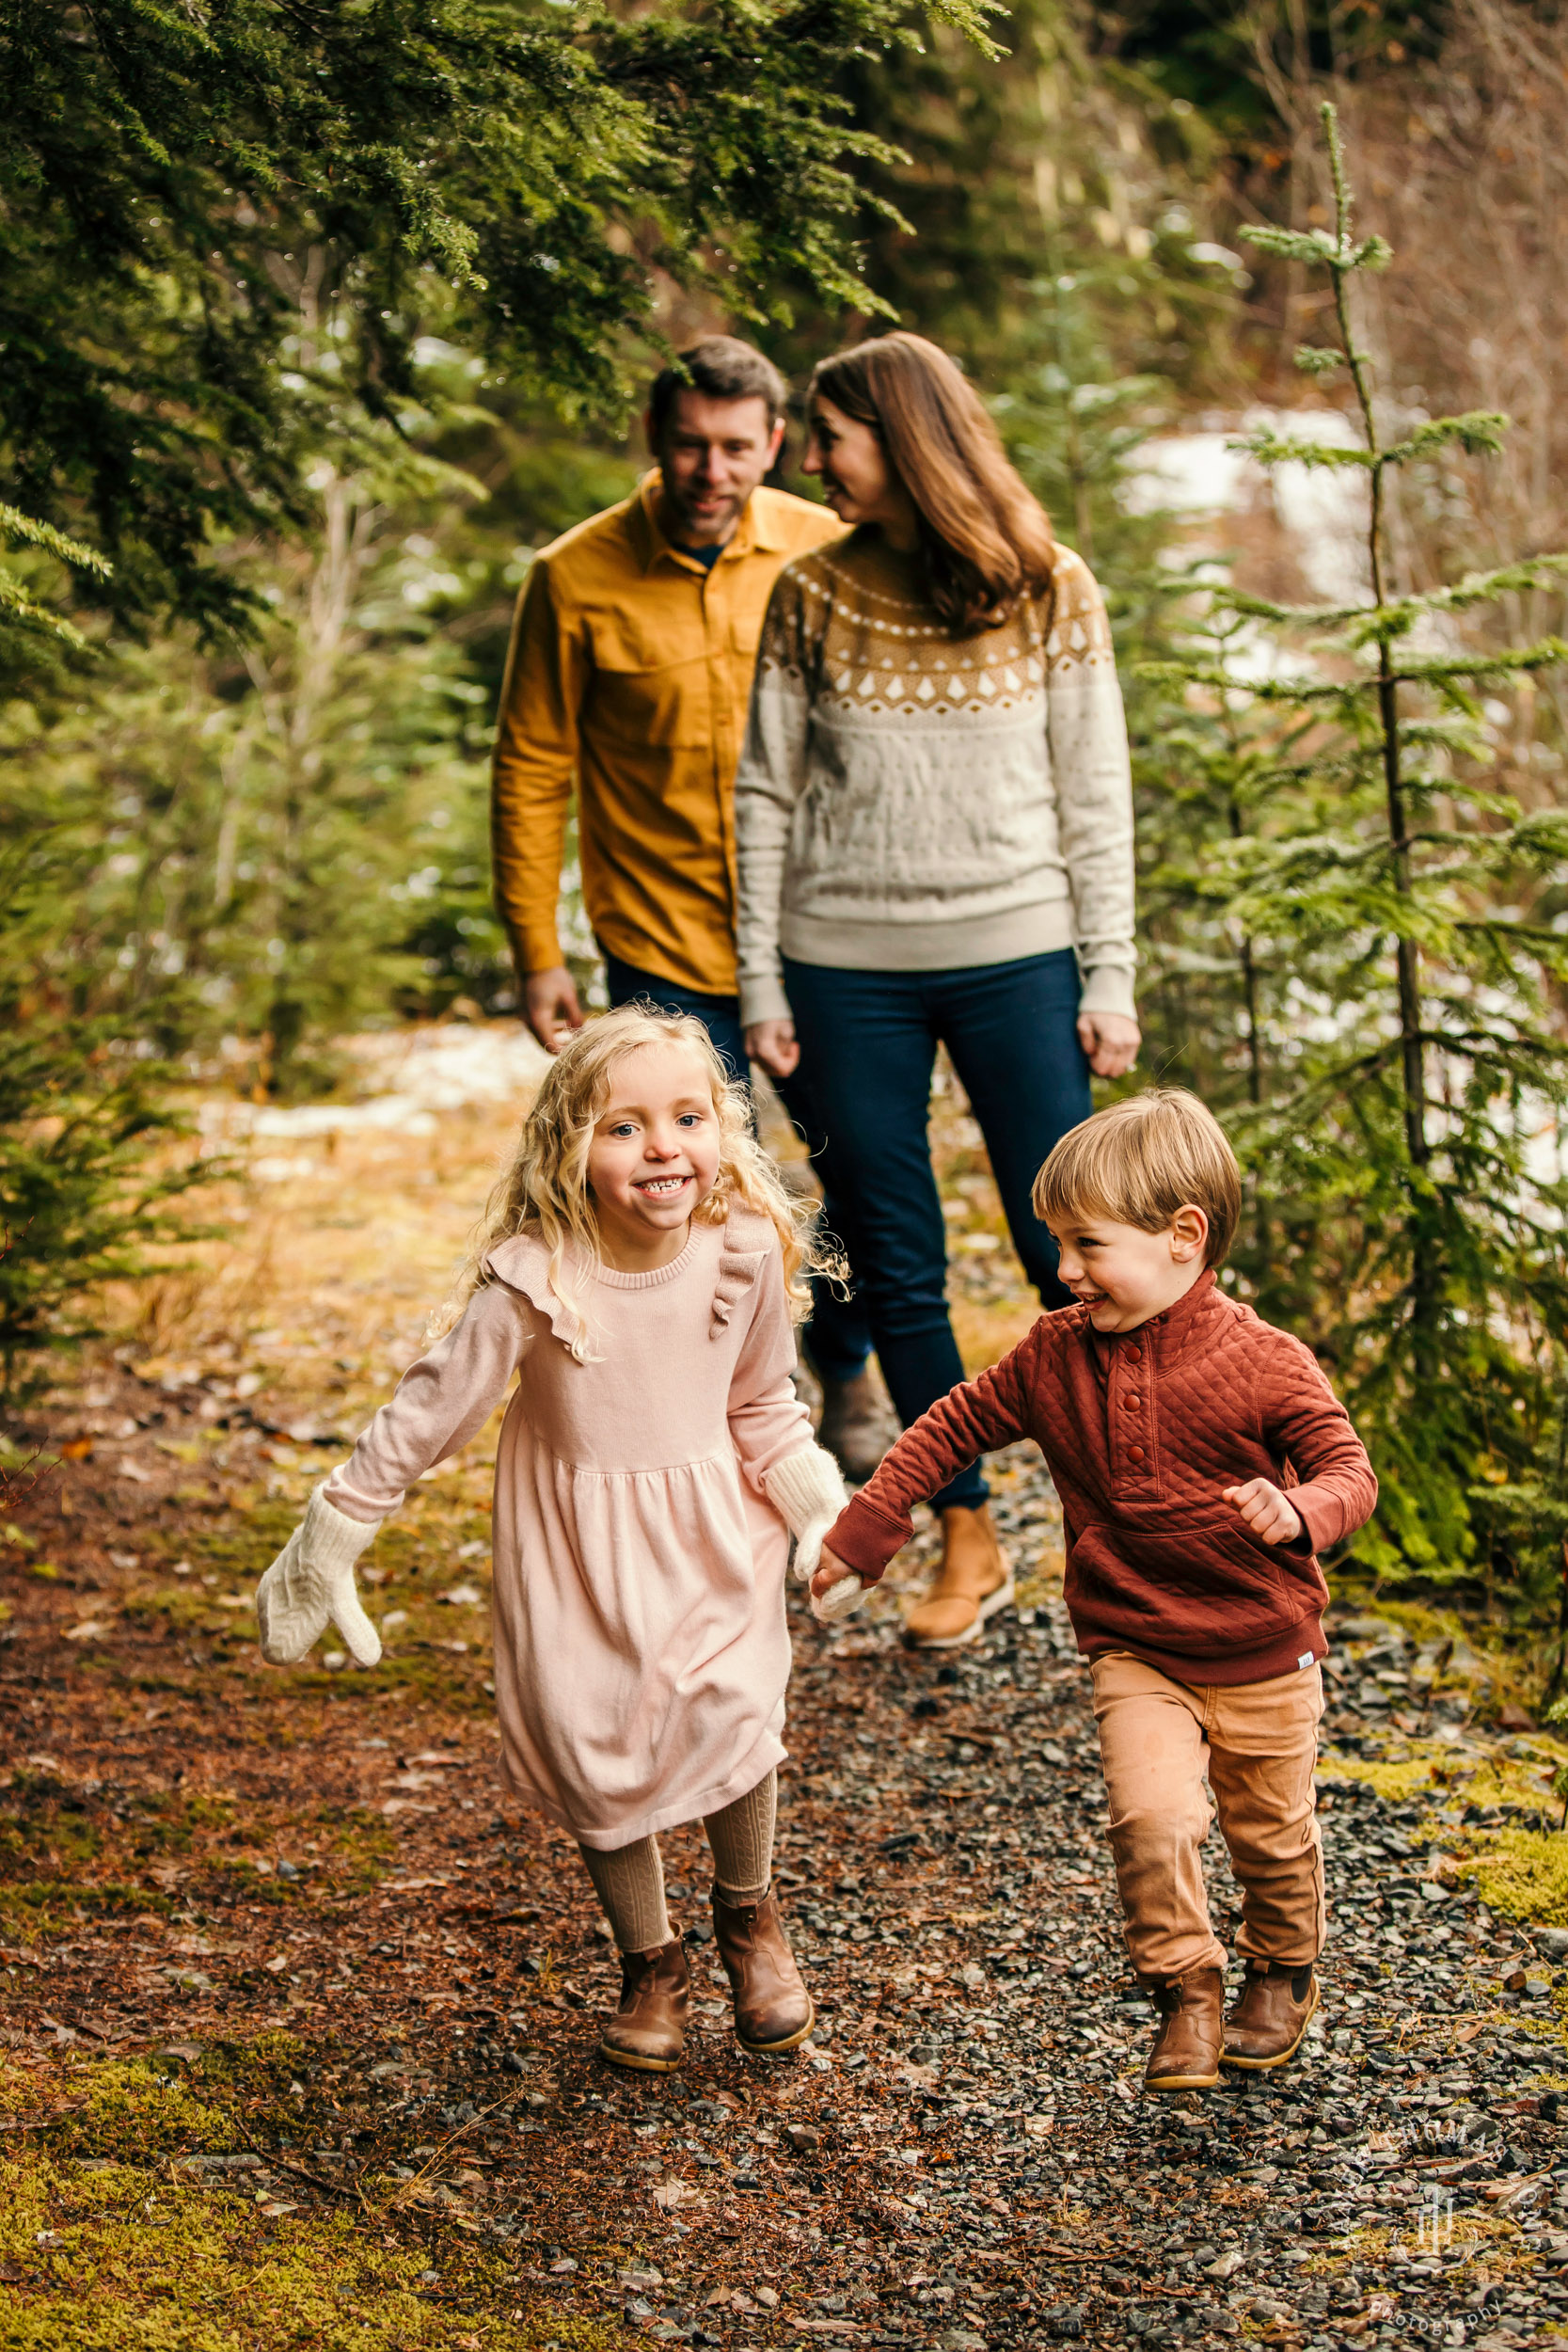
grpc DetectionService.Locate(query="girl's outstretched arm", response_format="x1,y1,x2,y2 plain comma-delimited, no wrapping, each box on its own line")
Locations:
257,1283,531,1669
324,1282,532,1521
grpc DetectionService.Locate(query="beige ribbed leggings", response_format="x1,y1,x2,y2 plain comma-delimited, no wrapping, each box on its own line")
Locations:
578,1770,777,1954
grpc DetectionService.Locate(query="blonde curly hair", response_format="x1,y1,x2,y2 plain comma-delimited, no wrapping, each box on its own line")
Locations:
434,1005,833,1359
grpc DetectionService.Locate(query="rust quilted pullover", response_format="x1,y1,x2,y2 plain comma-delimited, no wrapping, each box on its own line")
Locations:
825,1269,1377,1684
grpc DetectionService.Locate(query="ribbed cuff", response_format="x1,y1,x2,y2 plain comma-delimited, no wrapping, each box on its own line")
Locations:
764,1445,848,1538
302,1486,380,1575
822,1492,906,1586
736,970,793,1030
1077,963,1138,1021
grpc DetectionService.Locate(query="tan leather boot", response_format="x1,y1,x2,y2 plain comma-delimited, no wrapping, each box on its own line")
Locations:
904,1504,1013,1648
1222,1961,1321,2070
1144,1965,1225,2091
711,1888,815,2055
596,1938,689,2074
815,1365,891,1485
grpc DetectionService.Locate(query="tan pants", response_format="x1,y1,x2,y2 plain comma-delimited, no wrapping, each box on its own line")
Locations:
1090,1651,1325,1982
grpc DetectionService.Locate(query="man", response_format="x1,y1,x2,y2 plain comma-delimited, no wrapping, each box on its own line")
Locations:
491,336,881,1473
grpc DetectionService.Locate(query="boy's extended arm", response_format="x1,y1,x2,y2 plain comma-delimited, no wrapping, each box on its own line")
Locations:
1264,1341,1379,1552
824,1336,1039,1585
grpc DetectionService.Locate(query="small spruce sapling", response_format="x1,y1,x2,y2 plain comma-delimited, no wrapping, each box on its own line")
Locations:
1157,103,1568,1601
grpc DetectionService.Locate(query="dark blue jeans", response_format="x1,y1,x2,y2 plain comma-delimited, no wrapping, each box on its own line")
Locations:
782,949,1093,1510
600,951,872,1383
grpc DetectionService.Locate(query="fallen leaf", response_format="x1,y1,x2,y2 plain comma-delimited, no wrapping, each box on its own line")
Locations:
263,1955,289,1975
62,1622,111,1643
652,2180,702,2212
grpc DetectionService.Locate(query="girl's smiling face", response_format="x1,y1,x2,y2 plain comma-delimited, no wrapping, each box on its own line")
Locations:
1048,1202,1211,1333
586,1041,723,1271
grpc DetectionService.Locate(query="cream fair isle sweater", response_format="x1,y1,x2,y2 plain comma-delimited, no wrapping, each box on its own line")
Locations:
733,530,1136,1027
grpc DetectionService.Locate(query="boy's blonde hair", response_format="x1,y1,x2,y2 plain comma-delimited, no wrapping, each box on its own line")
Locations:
435,1005,829,1359
1033,1089,1241,1267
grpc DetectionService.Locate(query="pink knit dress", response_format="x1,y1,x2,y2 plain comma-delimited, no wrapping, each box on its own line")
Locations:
323,1206,812,1850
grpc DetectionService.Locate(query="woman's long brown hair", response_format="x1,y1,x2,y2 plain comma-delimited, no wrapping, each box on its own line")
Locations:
809,331,1055,635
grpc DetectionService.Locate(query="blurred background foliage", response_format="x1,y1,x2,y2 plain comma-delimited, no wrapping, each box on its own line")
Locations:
8,0,1568,1634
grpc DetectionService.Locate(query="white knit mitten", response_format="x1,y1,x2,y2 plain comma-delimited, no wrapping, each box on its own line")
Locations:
811,1565,868,1625
257,1486,384,1668
764,1445,850,1583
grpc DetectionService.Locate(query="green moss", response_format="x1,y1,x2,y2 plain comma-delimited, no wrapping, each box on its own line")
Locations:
1463,1829,1568,1928
0,1881,166,1934
50,2060,232,2161
0,2133,623,2352
1316,1751,1444,1804
191,2031,311,2099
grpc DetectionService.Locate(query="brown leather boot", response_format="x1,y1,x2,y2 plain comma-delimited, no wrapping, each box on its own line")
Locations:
904,1504,1013,1648
1222,1961,1321,2070
1144,1965,1224,2091
815,1365,891,1485
596,1938,689,2074
711,1888,815,2055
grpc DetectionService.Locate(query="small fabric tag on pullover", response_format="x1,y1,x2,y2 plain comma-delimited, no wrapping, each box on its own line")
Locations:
1297,1651,1316,1670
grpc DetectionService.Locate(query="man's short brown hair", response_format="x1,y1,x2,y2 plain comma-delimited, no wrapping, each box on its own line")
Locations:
1033,1089,1242,1267
647,337,787,439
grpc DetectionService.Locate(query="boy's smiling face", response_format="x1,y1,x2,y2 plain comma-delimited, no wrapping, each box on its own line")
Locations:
1047,1202,1211,1334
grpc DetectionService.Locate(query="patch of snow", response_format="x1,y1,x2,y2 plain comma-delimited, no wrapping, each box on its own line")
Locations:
200,1021,550,1145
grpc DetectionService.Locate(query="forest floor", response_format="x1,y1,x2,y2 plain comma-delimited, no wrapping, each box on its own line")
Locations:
2,1028,1568,2352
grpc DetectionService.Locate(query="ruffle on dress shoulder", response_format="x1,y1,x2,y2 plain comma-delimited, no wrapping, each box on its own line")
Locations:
710,1203,777,1339
483,1234,581,1353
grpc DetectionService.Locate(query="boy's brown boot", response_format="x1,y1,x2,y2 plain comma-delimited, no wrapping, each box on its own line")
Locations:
904,1504,1013,1648
1144,1965,1224,2090
1222,1961,1321,2070
596,1938,689,2073
815,1365,891,1486
711,1888,815,2055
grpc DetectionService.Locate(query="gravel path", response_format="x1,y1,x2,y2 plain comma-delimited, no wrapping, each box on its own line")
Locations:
4,1421,1565,2349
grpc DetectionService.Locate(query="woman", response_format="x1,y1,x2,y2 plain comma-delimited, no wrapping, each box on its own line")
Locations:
735,331,1139,1647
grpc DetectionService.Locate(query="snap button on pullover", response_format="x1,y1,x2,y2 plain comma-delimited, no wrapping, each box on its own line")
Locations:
1128,1444,1146,1463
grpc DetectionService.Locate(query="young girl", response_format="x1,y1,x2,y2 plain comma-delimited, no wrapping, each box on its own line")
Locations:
255,1006,859,2073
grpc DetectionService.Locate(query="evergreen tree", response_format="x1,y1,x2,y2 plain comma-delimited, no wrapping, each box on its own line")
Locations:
1156,103,1568,1609
2,0,995,644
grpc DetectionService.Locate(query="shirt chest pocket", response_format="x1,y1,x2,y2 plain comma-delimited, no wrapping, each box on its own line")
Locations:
586,611,714,750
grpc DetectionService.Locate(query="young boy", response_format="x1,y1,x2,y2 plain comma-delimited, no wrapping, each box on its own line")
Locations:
813,1089,1376,2092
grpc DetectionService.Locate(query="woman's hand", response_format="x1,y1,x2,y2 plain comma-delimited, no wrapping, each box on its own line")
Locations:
1222,1478,1304,1547
745,1019,800,1079
1077,1010,1141,1079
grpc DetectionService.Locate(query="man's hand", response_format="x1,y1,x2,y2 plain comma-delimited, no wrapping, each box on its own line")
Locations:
525,966,585,1054
1077,1010,1141,1079
745,1018,800,1080
1223,1478,1304,1547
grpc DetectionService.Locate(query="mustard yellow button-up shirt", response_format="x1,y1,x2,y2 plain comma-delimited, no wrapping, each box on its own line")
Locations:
491,472,844,997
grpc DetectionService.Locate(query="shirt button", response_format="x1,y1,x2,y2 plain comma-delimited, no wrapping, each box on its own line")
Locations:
1128,1445,1146,1464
